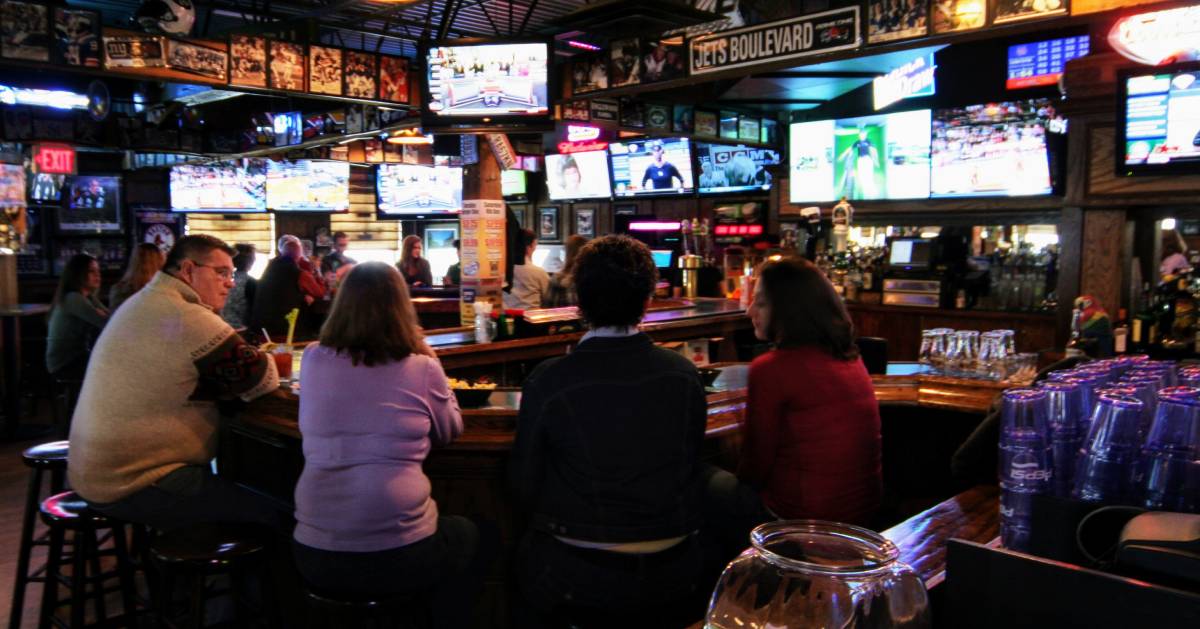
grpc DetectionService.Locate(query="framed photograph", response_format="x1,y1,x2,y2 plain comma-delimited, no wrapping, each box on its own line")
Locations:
609,38,641,87
620,98,645,128
538,206,561,243
378,55,409,103
344,50,378,99
868,0,929,43
572,53,608,94
719,110,739,140
308,45,343,95
103,35,165,68
167,39,228,81
646,103,671,131
508,204,528,229
640,38,685,83
1,0,49,62
695,109,718,137
739,117,761,143
993,0,1067,23
590,98,619,122
673,105,694,133
562,100,590,121
364,138,383,163
52,7,100,67
933,0,987,33
268,41,306,91
229,35,268,88
574,206,596,239
15,207,47,275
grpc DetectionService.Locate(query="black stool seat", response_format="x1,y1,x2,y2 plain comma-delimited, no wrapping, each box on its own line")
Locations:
150,523,268,569
304,585,428,629
305,586,421,609
39,490,111,529
23,440,70,468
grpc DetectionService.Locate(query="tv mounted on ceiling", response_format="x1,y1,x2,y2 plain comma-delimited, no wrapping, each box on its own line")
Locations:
420,39,552,130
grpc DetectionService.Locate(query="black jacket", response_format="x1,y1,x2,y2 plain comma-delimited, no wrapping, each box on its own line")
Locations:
510,333,707,542
249,256,306,339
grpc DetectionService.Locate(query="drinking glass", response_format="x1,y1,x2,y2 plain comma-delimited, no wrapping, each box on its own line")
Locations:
1137,388,1200,512
1179,367,1200,388
977,332,999,377
952,330,979,372
1074,394,1145,503
1039,380,1085,497
919,330,944,367
994,329,1016,356
999,388,1051,551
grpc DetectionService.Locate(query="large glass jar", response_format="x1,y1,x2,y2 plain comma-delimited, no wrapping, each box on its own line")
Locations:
706,520,930,629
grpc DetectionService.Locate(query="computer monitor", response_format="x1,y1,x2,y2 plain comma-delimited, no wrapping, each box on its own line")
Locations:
888,238,932,270
651,249,673,268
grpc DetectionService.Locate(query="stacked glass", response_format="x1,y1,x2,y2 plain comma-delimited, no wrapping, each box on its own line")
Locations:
1038,380,1085,498
1137,387,1200,512
998,388,1052,551
1073,394,1144,504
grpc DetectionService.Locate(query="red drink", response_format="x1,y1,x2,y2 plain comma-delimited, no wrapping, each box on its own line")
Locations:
272,349,292,380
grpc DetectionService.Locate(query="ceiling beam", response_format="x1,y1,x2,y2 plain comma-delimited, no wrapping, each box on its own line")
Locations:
518,0,541,35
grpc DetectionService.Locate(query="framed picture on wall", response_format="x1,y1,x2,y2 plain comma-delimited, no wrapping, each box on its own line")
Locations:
538,206,561,243
694,109,718,137
343,50,378,99
1,1,50,62
993,0,1067,23
268,41,306,91
378,55,409,103
933,0,987,33
868,0,929,43
229,35,268,87
509,204,528,229
609,38,641,87
574,206,596,239
53,7,101,67
308,45,343,95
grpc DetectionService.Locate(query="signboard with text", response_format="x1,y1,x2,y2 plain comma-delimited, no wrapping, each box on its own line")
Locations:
1109,5,1200,66
459,198,507,324
689,7,861,76
32,143,76,174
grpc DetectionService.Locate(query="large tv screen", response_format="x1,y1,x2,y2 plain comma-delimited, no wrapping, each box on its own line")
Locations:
608,138,695,197
266,160,350,212
545,151,612,200
170,162,266,213
424,42,549,120
1119,63,1200,176
789,109,931,202
376,164,464,215
501,170,527,198
695,142,779,195
61,175,122,233
1006,36,1090,90
931,100,1055,197
29,173,64,203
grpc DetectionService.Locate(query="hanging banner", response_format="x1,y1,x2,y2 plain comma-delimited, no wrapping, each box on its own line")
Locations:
1108,5,1200,66
688,6,861,76
486,134,518,170
459,198,507,325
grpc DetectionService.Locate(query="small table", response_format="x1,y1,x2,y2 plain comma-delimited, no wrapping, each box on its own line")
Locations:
1,303,51,439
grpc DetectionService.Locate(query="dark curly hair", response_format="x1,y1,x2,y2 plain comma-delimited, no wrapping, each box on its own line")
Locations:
574,235,658,328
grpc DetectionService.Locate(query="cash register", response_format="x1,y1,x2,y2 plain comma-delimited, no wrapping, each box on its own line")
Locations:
882,237,943,308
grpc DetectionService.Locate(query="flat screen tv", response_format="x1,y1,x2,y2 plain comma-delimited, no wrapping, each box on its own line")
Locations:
545,150,612,200
0,164,26,208
789,109,931,202
423,40,550,125
930,99,1055,197
169,162,267,213
60,175,122,233
1006,35,1090,90
695,142,779,195
29,173,63,204
501,169,527,198
608,138,695,198
376,164,464,215
1118,62,1200,176
266,160,350,212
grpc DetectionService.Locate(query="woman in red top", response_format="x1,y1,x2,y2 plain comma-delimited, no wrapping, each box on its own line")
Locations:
707,257,882,551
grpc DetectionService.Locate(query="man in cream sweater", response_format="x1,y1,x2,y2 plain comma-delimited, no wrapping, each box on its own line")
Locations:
69,235,282,530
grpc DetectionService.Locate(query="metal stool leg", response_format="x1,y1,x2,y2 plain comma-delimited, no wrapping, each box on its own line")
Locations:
37,519,64,629
110,524,139,623
69,530,89,628
188,573,206,629
86,529,107,624
9,466,44,629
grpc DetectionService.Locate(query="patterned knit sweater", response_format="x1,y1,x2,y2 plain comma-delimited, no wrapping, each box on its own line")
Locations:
68,272,279,503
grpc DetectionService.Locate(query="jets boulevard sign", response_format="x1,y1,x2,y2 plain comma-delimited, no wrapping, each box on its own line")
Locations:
688,6,862,76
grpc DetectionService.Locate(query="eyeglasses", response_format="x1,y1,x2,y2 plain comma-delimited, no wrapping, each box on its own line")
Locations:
192,262,235,280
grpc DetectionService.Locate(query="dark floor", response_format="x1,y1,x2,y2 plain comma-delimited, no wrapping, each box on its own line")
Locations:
1,401,58,629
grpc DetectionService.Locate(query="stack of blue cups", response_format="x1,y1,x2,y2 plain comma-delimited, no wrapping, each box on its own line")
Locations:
1038,380,1085,498
1074,393,1144,503
1063,371,1108,435
1138,386,1200,513
999,388,1052,551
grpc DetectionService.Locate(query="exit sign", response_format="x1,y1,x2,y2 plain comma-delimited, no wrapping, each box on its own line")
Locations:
32,143,76,174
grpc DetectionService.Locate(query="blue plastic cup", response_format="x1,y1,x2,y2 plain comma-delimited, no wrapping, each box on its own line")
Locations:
1064,372,1109,434
1074,393,1145,503
1138,388,1200,512
1039,380,1086,497
999,389,1052,489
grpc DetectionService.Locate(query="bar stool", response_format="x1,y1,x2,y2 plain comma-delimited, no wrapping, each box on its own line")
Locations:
9,441,69,629
38,491,139,629
150,523,279,629
303,586,429,629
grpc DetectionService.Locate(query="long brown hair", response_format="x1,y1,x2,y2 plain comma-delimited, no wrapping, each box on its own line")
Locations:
559,234,588,278
399,235,422,275
757,256,859,360
53,253,97,308
319,262,426,366
115,243,165,294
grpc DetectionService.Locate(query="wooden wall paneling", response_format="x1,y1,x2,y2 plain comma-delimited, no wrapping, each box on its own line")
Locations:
184,214,275,254
1080,209,1126,319
1055,207,1083,348
330,166,399,249
1086,125,1200,203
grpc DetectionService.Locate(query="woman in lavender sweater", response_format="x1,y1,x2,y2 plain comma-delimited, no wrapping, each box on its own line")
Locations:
293,262,485,627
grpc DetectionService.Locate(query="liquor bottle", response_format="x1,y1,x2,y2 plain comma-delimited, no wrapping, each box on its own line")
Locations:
1131,283,1158,352
1113,308,1129,355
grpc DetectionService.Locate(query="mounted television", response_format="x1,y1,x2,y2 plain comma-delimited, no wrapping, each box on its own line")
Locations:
60,175,122,233
29,173,64,203
501,169,527,198
0,164,26,208
169,162,267,213
266,160,350,212
695,142,779,195
1006,35,1090,90
422,40,551,126
1118,62,1200,177
376,164,463,216
930,99,1055,197
789,109,931,202
608,137,695,198
545,150,611,200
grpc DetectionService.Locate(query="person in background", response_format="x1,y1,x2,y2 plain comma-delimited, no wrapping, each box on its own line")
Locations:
707,256,882,553
545,234,587,308
222,243,257,330
503,229,549,310
397,235,433,287
46,253,109,380
293,262,489,628
109,243,164,312
68,235,281,531
510,236,707,627
321,231,356,276
250,235,325,340
1160,232,1190,278
444,239,462,286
